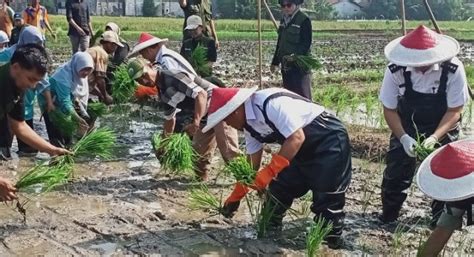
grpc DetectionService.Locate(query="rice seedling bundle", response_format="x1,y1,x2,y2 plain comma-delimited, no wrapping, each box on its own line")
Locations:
256,198,277,238
152,133,197,173
87,102,108,119
223,155,255,186
188,184,221,214
48,110,79,138
72,127,116,159
89,29,104,46
190,44,211,77
293,54,322,72
15,163,72,193
112,64,137,104
306,216,333,257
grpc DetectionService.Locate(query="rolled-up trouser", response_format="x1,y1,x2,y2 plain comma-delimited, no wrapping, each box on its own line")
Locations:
381,133,456,222
281,67,312,100
192,121,241,177
266,112,352,239
69,34,90,54
17,119,38,153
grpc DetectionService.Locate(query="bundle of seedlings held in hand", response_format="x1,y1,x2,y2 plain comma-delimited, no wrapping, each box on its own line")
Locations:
223,155,255,186
286,54,322,73
190,44,211,77
112,64,137,104
152,133,197,174
48,110,79,138
87,102,108,120
188,184,222,215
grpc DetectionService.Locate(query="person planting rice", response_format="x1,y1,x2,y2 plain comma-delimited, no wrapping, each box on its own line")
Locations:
0,44,70,158
202,87,352,249
270,0,312,99
127,57,240,181
415,139,473,256
104,22,130,94
41,52,94,147
378,25,470,227
0,26,54,159
87,30,123,105
179,0,218,47
180,15,223,87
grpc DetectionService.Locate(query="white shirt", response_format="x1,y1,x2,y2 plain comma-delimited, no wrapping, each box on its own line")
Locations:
379,57,469,109
155,45,197,78
244,88,325,155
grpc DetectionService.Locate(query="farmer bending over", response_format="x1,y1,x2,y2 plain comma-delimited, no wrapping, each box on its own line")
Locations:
378,25,470,226
127,58,240,181
416,139,473,256
0,44,70,157
203,87,352,249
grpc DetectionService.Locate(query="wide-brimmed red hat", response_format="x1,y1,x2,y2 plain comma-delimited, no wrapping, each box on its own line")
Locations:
384,25,460,67
416,139,473,201
129,33,168,57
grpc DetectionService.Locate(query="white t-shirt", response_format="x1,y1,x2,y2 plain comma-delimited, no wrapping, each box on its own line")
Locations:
379,57,469,109
244,88,325,155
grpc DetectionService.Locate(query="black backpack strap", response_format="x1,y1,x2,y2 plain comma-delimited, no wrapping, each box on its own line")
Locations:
244,123,267,143
260,91,311,136
388,64,405,73
400,68,414,94
438,61,458,94
161,53,196,76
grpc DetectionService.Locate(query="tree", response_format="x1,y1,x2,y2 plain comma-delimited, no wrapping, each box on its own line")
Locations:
142,0,157,17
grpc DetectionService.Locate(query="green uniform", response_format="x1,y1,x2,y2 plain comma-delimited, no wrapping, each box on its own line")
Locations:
181,0,213,41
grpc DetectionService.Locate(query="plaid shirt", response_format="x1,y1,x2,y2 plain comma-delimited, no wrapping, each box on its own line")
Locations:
156,69,215,120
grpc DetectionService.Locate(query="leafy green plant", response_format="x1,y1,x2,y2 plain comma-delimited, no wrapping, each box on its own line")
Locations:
71,127,116,159
256,196,278,239
112,64,137,104
15,162,72,193
90,29,104,46
87,102,108,120
48,110,79,138
190,44,211,77
293,54,323,72
152,133,197,174
188,184,222,214
306,216,333,257
223,155,255,186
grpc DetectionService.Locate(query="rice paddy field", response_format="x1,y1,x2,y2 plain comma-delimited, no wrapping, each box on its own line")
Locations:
0,16,472,256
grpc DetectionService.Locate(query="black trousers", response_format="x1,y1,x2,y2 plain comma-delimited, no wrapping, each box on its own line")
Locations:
266,113,352,238
0,116,12,148
17,119,38,153
281,67,312,100
43,112,71,148
381,134,456,222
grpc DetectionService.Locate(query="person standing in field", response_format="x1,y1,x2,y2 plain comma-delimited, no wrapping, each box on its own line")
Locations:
416,139,473,256
23,0,56,42
66,0,93,53
378,25,470,227
10,14,26,46
271,0,312,100
0,0,14,38
179,0,219,48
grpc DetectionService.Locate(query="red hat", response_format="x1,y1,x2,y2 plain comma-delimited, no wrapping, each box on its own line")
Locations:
416,139,474,201
202,87,257,133
129,33,168,57
384,25,460,67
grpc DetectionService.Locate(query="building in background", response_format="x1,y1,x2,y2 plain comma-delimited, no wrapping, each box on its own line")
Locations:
328,0,372,18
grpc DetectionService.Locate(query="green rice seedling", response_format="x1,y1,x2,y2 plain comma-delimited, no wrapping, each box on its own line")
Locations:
412,119,437,162
87,102,108,119
154,133,197,174
15,163,71,193
72,127,116,160
188,184,221,214
256,195,278,239
223,155,255,186
48,110,79,138
190,44,211,77
112,64,137,104
89,29,104,46
293,54,322,72
306,216,333,257
298,192,312,219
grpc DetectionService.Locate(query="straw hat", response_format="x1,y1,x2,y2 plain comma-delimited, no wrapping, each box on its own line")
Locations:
416,139,474,201
384,25,460,67
185,15,202,30
100,31,124,47
202,87,257,133
129,33,168,57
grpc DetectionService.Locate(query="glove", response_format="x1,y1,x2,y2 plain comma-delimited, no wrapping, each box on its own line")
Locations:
221,183,249,218
252,154,290,191
400,134,416,158
422,135,438,149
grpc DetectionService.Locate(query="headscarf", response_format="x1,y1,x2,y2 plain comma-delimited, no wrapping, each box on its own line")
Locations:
17,25,44,46
51,52,94,110
105,22,120,36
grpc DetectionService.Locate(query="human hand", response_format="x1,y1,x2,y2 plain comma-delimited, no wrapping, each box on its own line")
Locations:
400,134,416,157
184,121,200,137
0,177,17,202
422,135,438,149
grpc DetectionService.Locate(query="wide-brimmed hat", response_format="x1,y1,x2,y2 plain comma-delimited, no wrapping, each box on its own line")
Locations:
129,33,168,57
100,31,124,47
185,15,203,30
384,25,460,67
416,139,473,202
202,87,257,133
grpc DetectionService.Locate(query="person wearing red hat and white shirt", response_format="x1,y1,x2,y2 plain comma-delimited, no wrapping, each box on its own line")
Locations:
416,139,473,256
379,25,470,225
202,87,352,249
